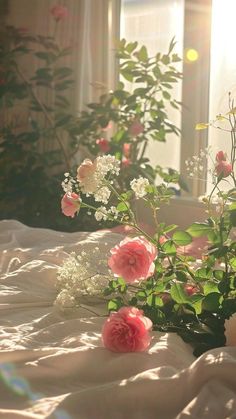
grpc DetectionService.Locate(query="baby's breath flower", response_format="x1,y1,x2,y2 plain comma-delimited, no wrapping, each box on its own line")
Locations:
95,206,108,221
130,177,150,198
94,186,111,204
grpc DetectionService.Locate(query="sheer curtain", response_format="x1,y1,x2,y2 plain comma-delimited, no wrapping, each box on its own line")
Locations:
120,0,184,171
6,0,117,113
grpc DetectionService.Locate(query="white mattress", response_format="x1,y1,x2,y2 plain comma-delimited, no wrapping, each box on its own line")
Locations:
0,219,236,419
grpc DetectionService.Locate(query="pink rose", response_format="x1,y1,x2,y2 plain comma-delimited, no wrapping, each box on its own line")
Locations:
123,143,131,158
61,192,80,218
224,314,236,346
50,5,69,21
77,158,97,182
215,160,232,178
108,236,157,283
216,150,227,162
96,138,110,153
102,306,152,352
128,119,144,137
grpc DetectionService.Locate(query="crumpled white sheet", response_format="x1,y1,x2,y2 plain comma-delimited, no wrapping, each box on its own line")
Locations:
0,219,236,419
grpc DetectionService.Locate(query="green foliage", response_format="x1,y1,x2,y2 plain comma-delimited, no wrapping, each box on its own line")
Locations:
64,98,236,356
70,38,183,191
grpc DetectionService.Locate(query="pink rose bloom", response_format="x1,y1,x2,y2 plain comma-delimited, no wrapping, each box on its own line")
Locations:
108,236,157,283
123,143,131,158
61,192,80,218
216,150,227,162
102,306,152,352
224,314,236,346
50,5,69,21
96,138,110,153
128,119,144,137
215,160,232,178
77,158,97,182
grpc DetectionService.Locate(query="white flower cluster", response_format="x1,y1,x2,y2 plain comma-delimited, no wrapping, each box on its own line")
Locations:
94,205,119,222
61,173,77,194
94,186,111,204
80,155,120,203
130,177,150,198
185,147,212,178
55,248,112,313
96,155,120,177
199,194,231,214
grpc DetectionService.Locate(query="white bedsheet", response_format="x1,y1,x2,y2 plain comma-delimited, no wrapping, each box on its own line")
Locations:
0,219,236,419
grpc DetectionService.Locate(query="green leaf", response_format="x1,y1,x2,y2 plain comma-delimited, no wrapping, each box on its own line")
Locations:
162,90,171,100
162,240,176,255
202,293,221,312
120,69,133,82
187,222,212,238
116,202,130,212
170,283,189,304
136,45,148,62
229,257,236,270
54,67,73,79
172,230,192,246
203,281,220,295
108,298,123,312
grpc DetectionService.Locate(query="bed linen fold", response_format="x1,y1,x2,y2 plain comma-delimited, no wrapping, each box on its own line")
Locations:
0,220,236,419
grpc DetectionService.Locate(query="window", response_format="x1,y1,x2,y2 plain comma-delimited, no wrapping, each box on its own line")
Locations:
120,0,213,198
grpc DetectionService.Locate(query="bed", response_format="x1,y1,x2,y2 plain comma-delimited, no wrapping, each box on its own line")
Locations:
0,219,236,419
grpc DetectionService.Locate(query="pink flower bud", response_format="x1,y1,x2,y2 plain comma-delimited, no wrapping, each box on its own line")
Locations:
123,143,131,158
96,138,110,153
184,284,198,296
50,5,69,21
216,150,227,162
61,192,80,218
128,119,144,137
215,160,232,178
121,158,131,168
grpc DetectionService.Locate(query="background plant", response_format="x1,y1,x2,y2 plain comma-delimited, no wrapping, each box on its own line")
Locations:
0,16,185,232
69,38,186,193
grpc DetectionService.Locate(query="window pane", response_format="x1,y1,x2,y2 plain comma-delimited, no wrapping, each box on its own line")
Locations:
120,0,184,171
208,0,236,191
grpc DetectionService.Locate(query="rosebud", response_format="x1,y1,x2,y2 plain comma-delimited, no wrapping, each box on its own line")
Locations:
123,143,131,158
61,192,80,218
128,119,144,137
50,5,69,21
216,150,227,162
121,158,131,168
215,160,232,178
184,284,198,296
96,138,110,153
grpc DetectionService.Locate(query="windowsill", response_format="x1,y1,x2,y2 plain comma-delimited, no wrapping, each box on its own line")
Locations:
135,195,207,230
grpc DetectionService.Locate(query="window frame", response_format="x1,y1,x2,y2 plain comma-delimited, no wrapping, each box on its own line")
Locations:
112,0,213,200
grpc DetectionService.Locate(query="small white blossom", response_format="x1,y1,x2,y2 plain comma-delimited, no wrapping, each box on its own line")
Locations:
55,249,112,313
94,186,111,204
95,206,108,221
130,177,150,198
